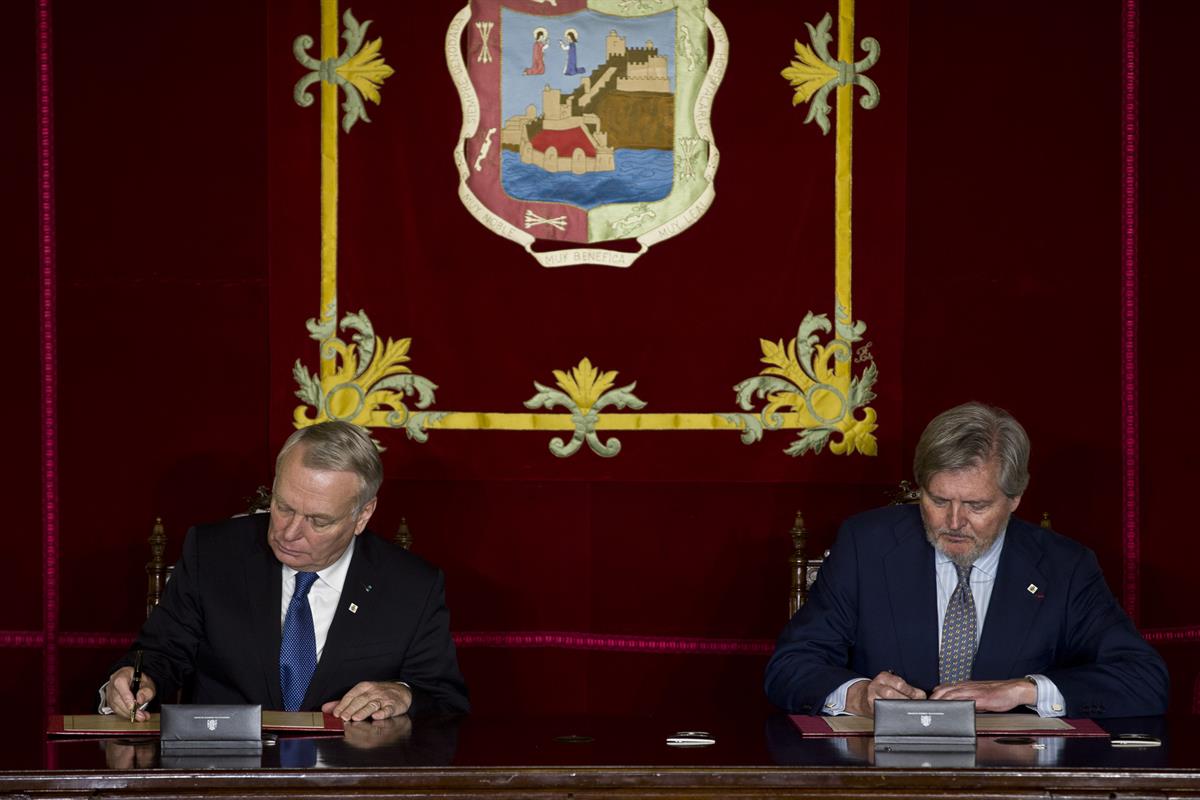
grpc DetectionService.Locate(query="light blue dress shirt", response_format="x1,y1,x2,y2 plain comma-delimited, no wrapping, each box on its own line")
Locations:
822,530,1066,716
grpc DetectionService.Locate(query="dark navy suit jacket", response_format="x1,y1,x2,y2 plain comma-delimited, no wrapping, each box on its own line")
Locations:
116,514,469,716
764,505,1167,718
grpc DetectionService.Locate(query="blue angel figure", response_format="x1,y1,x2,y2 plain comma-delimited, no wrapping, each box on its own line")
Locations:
560,28,587,76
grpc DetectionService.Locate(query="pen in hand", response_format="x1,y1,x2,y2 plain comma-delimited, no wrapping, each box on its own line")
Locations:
129,650,143,723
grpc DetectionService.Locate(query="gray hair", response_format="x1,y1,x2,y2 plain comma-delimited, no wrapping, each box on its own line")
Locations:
274,421,383,510
913,402,1030,498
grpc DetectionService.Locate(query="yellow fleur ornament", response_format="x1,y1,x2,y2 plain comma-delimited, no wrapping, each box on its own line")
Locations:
830,408,879,456
781,39,837,106
779,13,880,135
525,358,646,457
293,311,441,441
552,358,618,413
735,312,878,457
293,9,395,133
336,35,394,105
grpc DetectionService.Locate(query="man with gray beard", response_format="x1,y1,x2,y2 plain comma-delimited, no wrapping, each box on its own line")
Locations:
765,402,1167,718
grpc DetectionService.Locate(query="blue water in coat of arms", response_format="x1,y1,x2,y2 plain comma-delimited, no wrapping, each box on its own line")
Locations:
499,8,677,210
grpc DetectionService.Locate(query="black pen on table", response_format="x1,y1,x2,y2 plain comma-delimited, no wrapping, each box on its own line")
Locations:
129,650,143,723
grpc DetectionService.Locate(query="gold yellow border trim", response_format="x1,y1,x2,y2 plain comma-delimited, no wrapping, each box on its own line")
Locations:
834,0,854,383
425,413,781,432
319,2,339,381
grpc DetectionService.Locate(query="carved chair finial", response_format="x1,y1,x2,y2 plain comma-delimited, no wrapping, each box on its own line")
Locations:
395,517,413,550
145,518,168,619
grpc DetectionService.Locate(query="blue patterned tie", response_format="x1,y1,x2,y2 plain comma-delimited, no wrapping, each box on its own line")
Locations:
280,571,319,711
939,564,977,684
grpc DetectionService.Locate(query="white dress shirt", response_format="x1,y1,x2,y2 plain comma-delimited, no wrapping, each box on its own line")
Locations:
280,537,355,662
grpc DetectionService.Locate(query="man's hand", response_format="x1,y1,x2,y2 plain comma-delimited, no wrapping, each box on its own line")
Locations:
929,678,1036,711
845,671,927,717
106,667,156,722
323,681,412,721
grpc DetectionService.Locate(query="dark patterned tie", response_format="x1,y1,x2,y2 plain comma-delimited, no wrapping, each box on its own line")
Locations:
939,564,977,684
280,571,319,711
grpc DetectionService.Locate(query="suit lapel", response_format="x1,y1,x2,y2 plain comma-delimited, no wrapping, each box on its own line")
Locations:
973,521,1047,680
883,510,939,693
303,536,376,709
245,520,284,710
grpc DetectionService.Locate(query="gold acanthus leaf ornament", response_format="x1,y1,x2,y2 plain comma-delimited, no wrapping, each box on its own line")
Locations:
335,35,394,105
781,39,838,106
734,312,878,457
552,358,618,413
293,311,440,440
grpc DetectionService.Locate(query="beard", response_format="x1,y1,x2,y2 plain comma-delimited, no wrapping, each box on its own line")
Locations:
924,524,1002,568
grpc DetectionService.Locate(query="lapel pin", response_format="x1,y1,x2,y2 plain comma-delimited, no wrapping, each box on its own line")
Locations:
349,603,359,614
364,584,373,593
1027,584,1038,594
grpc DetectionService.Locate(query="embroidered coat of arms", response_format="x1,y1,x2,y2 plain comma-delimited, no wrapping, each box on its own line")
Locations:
448,0,726,267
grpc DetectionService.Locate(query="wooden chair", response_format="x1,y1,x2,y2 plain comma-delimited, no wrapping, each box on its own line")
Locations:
143,512,414,617
789,482,922,616
787,512,821,618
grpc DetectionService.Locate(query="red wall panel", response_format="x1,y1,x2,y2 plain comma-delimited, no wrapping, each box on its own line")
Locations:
903,0,1124,573
42,0,274,696
1,0,43,633
0,651,48,768
1138,1,1200,629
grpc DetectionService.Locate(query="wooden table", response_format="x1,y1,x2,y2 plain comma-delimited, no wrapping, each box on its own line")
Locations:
7,713,1199,798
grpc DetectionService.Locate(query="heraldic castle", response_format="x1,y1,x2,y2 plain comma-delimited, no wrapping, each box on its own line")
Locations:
501,30,673,175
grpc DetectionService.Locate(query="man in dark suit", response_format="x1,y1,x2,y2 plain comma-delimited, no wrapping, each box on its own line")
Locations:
105,421,469,721
765,402,1167,719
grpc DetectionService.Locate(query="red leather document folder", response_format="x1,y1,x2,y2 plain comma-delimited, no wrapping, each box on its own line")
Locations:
790,714,1109,737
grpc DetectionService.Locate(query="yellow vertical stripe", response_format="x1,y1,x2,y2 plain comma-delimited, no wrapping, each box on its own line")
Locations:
320,0,339,380
834,0,854,383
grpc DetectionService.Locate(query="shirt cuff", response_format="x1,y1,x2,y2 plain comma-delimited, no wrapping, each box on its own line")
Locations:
98,681,113,715
98,679,149,716
1024,674,1066,717
822,678,869,715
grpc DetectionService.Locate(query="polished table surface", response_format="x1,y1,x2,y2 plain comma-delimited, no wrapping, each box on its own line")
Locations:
6,713,1199,798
